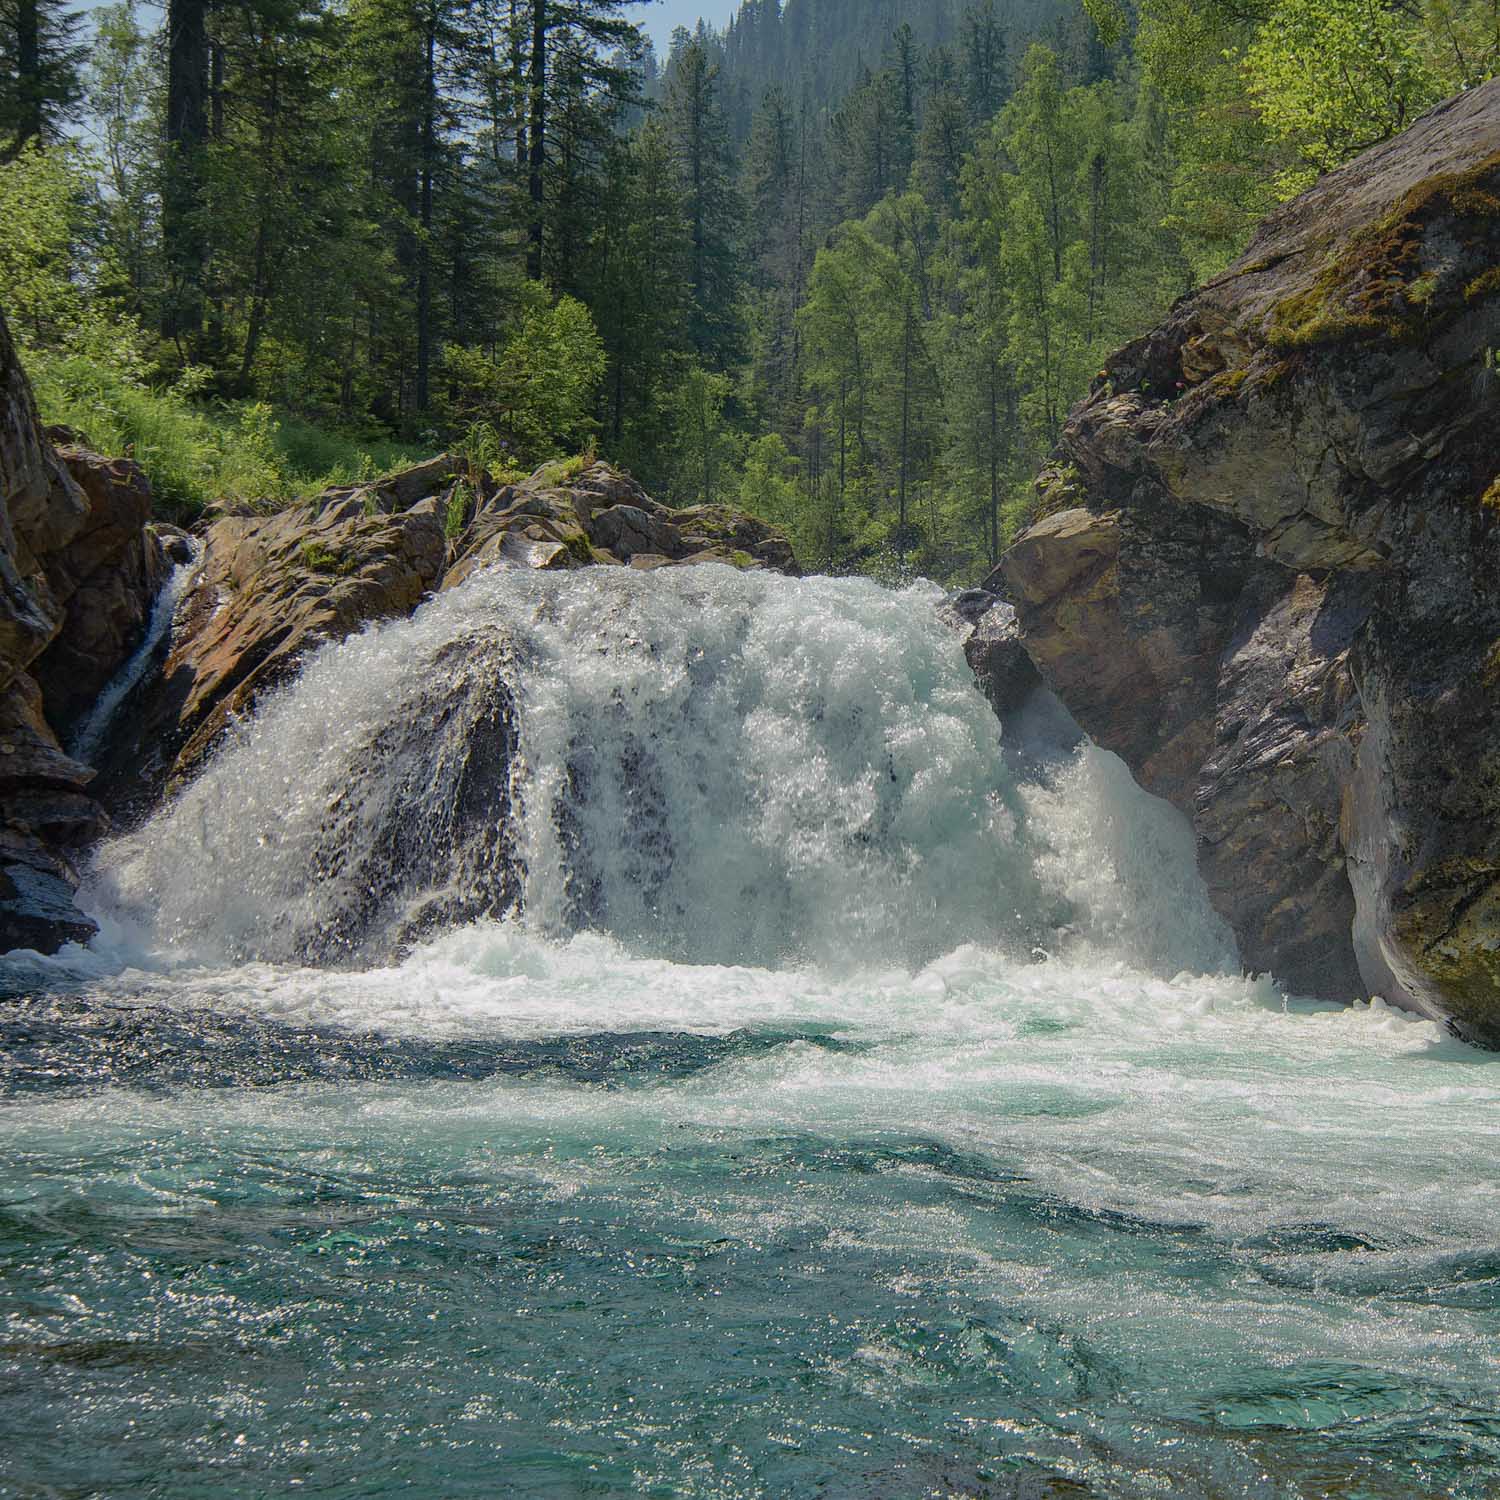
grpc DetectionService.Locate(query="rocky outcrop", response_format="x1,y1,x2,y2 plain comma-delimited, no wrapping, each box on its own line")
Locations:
443,463,798,586
32,445,168,735
100,458,799,815
98,498,450,808
939,590,1043,722
0,309,167,953
995,80,1500,1040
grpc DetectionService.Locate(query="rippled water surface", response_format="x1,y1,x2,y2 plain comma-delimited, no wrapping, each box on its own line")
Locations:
5,936,1498,1499
3,569,1498,1497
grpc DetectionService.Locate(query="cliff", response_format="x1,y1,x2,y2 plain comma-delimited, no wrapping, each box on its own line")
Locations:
0,309,168,952
995,79,1500,1042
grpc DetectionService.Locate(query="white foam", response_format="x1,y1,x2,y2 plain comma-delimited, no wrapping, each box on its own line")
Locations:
79,566,1235,983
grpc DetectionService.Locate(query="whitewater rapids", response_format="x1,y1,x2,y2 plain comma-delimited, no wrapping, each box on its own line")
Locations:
2,566,1497,1499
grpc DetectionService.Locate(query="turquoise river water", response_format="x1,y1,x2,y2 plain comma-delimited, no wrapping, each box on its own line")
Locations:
1,568,1497,1499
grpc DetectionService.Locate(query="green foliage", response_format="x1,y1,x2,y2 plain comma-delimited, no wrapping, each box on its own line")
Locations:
298,540,358,575
1245,0,1440,174
536,452,596,487
667,364,742,507
737,431,806,546
0,0,86,154
441,291,605,468
12,0,1495,584
28,349,423,523
443,481,472,539
0,141,145,367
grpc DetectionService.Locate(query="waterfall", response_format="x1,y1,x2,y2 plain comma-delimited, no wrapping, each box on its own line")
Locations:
70,548,199,767
86,565,1234,978
19,566,1494,1500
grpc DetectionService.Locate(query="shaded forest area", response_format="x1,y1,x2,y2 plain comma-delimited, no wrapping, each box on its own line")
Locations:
2,0,1498,577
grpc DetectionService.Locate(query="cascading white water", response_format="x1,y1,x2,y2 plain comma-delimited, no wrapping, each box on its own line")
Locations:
9,563,1499,1500
85,565,1233,977
69,548,199,767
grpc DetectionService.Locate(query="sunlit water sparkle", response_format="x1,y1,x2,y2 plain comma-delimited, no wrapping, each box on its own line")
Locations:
2,567,1497,1498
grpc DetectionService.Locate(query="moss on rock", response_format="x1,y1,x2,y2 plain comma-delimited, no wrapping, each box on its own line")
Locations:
1266,150,1500,351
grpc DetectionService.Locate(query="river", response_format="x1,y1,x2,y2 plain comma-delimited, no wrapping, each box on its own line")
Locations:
2,568,1497,1497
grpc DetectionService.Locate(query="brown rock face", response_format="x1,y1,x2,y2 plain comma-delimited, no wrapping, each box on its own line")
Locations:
0,312,87,687
0,309,167,952
100,459,799,816
32,448,166,735
997,81,1500,1040
99,499,449,809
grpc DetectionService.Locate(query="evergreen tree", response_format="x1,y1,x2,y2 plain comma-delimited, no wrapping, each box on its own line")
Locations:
0,0,83,157
961,0,1008,119
161,0,209,345
663,35,743,367
515,0,643,281
587,119,693,477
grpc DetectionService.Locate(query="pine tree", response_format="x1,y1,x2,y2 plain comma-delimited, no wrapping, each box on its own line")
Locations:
515,0,643,282
161,0,209,345
663,35,743,368
0,0,84,158
206,0,372,399
961,0,1007,121
586,120,692,477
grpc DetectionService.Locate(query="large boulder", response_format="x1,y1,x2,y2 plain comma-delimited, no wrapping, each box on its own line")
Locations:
443,462,800,588
996,80,1500,1040
98,498,449,808
937,590,1043,722
31,446,166,735
0,311,88,686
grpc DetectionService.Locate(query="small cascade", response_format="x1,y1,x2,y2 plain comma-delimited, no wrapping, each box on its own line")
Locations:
70,547,200,767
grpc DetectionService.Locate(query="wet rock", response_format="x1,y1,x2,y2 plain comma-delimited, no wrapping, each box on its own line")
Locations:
31,448,166,735
101,458,799,813
0,827,96,953
1195,573,1368,998
997,80,1500,1036
939,591,1043,722
99,499,448,805
0,308,172,953
442,462,799,587
962,602,1043,721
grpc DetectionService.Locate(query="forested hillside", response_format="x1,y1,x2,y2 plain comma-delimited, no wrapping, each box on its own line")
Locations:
2,0,1497,576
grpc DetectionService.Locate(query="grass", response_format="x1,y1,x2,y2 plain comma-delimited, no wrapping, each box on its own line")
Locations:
534,451,596,488
29,350,430,525
298,539,358,576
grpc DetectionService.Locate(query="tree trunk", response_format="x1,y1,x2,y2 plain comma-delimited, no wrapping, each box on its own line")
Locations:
237,223,270,392
897,301,912,572
236,56,280,392
164,0,209,345
13,0,41,151
988,364,1000,565
509,0,526,172
527,0,547,280
416,7,437,413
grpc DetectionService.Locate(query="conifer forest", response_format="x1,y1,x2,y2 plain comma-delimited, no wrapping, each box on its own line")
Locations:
3,0,1498,578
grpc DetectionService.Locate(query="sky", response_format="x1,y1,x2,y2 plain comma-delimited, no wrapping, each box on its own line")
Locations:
628,1,742,53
